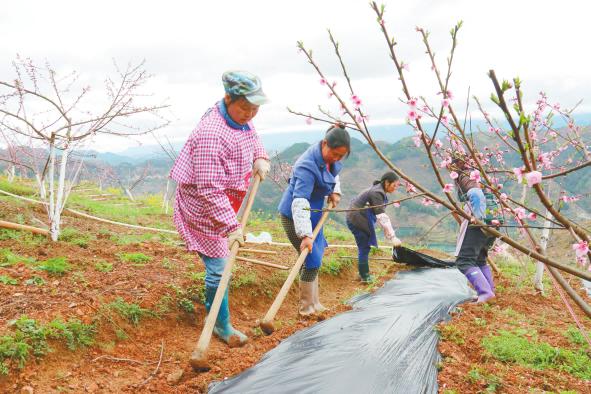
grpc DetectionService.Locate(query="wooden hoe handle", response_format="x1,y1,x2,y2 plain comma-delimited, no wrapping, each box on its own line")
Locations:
260,202,333,334
189,175,261,370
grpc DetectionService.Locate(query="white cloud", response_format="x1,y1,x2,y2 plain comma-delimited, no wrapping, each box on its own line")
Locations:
2,0,590,152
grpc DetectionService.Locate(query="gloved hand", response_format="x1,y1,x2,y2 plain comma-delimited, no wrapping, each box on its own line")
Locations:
327,193,341,207
300,236,313,253
227,227,245,249
253,159,271,181
390,237,402,247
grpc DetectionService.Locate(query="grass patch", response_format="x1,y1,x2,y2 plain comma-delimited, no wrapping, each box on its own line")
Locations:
68,193,168,226
0,315,95,375
324,221,354,242
94,260,113,273
106,298,156,326
118,252,152,265
231,271,257,289
438,324,465,345
563,326,589,349
111,233,160,246
0,248,35,267
59,227,93,248
36,257,70,276
320,250,354,276
466,366,502,392
482,329,591,380
0,275,18,285
0,177,36,196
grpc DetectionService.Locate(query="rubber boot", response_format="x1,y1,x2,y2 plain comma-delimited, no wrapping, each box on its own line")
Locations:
299,280,316,316
312,276,328,313
358,261,374,283
204,286,248,347
464,267,495,303
479,265,495,293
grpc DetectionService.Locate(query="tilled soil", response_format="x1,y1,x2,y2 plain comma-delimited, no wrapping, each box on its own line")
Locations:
437,268,591,393
0,201,405,393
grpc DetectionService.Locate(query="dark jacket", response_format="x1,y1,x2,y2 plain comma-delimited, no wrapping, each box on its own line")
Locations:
346,183,387,235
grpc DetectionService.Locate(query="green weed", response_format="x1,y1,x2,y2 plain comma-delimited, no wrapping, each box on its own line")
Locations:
563,326,589,349
118,252,152,265
106,298,156,326
0,248,35,267
438,324,465,345
0,229,21,241
482,329,591,379
45,319,96,350
36,257,70,276
59,227,93,248
231,271,257,289
320,252,353,276
0,275,18,285
94,261,113,273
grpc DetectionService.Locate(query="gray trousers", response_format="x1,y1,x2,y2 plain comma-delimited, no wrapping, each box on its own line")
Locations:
455,226,496,274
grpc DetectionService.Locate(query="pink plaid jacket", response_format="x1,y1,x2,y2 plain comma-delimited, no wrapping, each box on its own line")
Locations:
170,104,268,257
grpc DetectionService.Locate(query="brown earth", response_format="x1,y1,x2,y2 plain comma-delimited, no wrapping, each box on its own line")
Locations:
0,199,407,393
437,262,591,393
1,198,590,393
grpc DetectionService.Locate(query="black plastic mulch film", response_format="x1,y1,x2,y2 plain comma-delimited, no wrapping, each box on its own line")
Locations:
210,247,472,394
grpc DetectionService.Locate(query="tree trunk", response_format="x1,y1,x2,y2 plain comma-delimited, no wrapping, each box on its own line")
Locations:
7,165,15,183
535,212,552,292
123,187,135,201
163,179,170,213
48,145,70,241
35,173,47,200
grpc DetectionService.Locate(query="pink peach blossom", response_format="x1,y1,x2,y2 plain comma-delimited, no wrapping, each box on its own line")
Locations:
525,171,542,187
527,212,537,221
513,167,524,183
469,170,481,183
408,110,419,122
572,241,589,258
443,183,454,193
450,171,459,180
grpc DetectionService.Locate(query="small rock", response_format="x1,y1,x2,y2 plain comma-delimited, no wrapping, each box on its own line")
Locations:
21,386,34,394
113,370,120,378
13,293,24,297
17,267,24,273
68,302,77,308
52,280,60,286
75,308,84,317
86,382,99,392
166,369,184,385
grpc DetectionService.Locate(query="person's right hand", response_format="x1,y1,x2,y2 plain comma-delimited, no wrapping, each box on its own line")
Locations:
227,227,245,249
300,236,313,253
390,237,402,247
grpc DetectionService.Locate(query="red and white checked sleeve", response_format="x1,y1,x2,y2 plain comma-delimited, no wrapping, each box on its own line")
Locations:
190,130,240,235
252,127,268,161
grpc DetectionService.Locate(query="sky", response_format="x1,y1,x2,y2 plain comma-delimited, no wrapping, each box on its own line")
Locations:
1,0,591,152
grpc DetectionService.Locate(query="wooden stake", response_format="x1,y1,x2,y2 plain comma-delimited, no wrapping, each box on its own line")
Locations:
236,256,288,270
0,220,49,236
238,248,278,255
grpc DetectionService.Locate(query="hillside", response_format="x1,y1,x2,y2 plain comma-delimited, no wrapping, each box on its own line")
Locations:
0,178,588,392
2,126,590,252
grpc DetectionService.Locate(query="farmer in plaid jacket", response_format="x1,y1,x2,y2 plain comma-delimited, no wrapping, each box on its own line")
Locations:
170,71,270,347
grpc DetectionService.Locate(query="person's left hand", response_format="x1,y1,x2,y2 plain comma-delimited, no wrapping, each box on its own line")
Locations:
328,193,341,207
253,158,271,181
